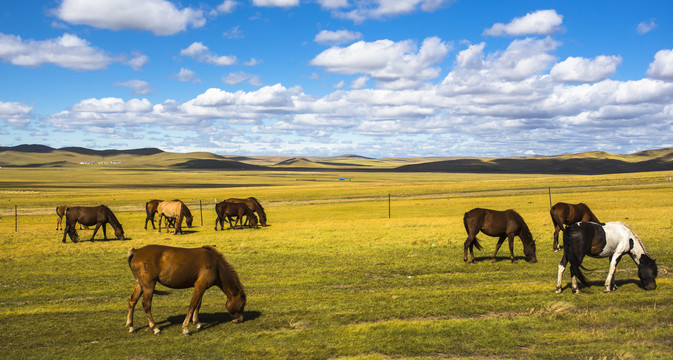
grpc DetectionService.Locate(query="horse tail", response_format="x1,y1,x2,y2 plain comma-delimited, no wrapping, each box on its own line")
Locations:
145,202,151,219
126,248,135,267
549,204,565,231
463,211,483,250
562,225,589,286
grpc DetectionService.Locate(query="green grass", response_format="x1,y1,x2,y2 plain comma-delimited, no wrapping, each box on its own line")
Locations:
1,168,672,359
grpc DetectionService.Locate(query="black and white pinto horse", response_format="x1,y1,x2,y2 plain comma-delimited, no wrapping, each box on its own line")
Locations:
556,221,658,294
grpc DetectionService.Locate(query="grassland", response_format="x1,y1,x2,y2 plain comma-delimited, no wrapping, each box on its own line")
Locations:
1,168,672,359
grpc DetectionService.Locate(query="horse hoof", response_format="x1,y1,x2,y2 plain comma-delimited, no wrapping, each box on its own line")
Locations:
153,328,161,335
182,332,191,337
128,327,135,333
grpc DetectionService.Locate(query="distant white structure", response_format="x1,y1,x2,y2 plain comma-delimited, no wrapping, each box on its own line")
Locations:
80,161,123,165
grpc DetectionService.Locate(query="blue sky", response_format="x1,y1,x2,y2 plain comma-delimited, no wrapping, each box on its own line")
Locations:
1,0,673,158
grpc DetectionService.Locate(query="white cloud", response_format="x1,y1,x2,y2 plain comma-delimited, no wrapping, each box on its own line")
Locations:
637,19,657,35
647,49,673,81
217,0,239,13
351,76,369,89
551,55,622,83
175,68,201,83
252,0,299,7
314,30,363,45
0,32,116,71
317,0,350,9
113,80,153,95
55,0,206,36
222,72,263,86
334,0,453,22
0,101,33,126
126,52,149,71
223,25,244,39
180,42,236,66
484,9,563,37
311,36,450,89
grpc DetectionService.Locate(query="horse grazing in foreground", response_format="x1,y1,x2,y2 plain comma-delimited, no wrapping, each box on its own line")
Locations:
214,201,258,230
557,221,657,294
550,202,600,252
463,208,537,264
157,200,193,235
62,205,125,243
126,245,246,336
226,197,267,226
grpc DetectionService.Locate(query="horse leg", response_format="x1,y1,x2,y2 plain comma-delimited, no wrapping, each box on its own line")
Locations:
62,221,69,243
140,281,161,335
90,223,102,241
604,253,624,293
553,225,561,252
556,254,568,294
126,280,143,333
182,284,207,336
191,297,204,331
492,236,506,263
101,223,108,240
57,216,62,231
508,235,517,263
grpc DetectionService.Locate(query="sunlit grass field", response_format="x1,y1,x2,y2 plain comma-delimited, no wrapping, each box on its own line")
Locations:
1,168,672,359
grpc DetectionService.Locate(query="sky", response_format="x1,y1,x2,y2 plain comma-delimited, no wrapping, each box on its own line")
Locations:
1,0,673,158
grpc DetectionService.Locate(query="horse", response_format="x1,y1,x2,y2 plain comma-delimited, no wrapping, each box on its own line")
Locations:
550,202,600,252
62,205,125,243
226,197,267,226
462,208,537,264
556,221,658,294
214,201,258,230
126,245,246,336
144,200,163,230
157,200,193,235
56,205,89,230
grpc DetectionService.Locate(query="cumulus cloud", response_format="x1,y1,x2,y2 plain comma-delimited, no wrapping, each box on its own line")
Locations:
126,52,149,71
0,32,116,71
217,0,239,13
55,0,206,36
484,9,563,37
180,42,236,66
175,68,201,83
314,29,363,45
0,101,33,127
647,49,673,81
637,19,657,35
317,0,349,9
222,72,262,86
551,55,622,83
334,0,454,22
113,80,153,95
252,0,299,7
311,36,450,89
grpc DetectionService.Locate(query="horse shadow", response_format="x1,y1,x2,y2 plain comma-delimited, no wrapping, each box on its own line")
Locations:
473,255,528,263
156,310,262,332
557,278,644,292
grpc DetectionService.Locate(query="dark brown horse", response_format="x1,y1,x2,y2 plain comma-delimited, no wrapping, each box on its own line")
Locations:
56,205,89,230
62,205,125,243
463,208,537,264
226,197,267,226
126,245,246,335
157,200,193,235
550,202,600,252
144,200,163,230
214,201,258,230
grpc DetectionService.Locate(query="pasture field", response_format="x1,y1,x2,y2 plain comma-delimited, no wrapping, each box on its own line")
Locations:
1,167,672,359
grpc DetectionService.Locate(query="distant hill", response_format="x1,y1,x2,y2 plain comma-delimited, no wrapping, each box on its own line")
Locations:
2,144,673,174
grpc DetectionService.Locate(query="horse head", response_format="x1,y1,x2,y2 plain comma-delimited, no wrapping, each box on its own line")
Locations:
638,254,658,290
227,291,246,323
115,224,125,240
523,239,537,263
186,215,194,228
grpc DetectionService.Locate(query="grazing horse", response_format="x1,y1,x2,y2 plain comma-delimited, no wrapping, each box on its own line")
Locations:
126,245,246,336
463,208,537,264
214,201,258,230
226,197,267,226
157,200,193,235
550,202,600,252
62,205,125,243
144,200,163,230
557,221,658,294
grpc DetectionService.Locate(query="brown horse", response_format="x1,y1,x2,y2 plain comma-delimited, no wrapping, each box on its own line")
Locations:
144,200,163,230
126,245,246,335
226,197,267,226
157,200,193,235
549,202,600,252
56,205,89,230
463,208,537,264
62,205,125,243
214,201,258,230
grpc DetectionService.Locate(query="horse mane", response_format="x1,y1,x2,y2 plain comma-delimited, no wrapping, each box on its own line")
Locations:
202,246,244,294
614,221,650,256
102,205,122,229
250,197,265,211
510,210,534,244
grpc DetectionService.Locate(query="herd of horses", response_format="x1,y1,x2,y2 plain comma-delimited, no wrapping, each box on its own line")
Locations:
55,199,659,336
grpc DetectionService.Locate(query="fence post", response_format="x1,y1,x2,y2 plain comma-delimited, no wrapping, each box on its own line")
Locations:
15,205,17,232
388,193,391,219
200,200,203,226
548,187,552,209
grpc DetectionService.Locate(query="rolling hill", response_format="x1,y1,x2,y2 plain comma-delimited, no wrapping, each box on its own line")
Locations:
1,144,673,174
